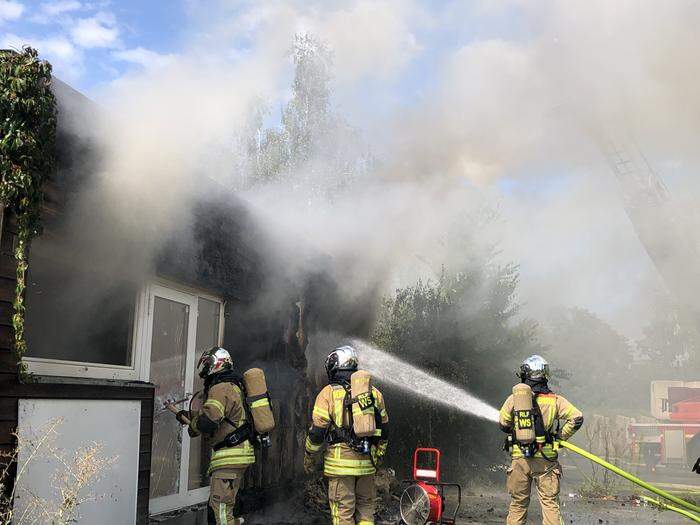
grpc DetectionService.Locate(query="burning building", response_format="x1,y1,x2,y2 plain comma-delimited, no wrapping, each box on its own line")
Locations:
0,78,345,523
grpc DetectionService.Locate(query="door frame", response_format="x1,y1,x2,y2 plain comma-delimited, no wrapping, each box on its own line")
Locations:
137,281,224,516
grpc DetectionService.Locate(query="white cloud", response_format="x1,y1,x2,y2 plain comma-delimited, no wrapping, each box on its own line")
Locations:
29,0,83,22
112,47,176,69
2,32,83,80
42,0,82,17
0,1,23,24
71,11,119,48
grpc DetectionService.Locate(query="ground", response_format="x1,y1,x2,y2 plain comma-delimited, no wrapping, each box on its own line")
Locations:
153,457,699,524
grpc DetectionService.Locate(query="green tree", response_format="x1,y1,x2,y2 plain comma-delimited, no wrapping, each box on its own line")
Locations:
636,291,700,371
241,33,372,201
371,244,542,473
540,307,636,410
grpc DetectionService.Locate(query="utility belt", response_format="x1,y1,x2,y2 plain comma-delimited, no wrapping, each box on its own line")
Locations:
213,421,253,451
503,432,557,459
326,426,372,455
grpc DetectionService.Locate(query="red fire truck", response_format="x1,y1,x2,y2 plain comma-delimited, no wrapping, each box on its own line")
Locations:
628,381,700,468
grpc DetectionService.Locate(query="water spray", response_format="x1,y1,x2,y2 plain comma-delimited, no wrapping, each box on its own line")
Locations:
352,339,500,423
352,340,700,521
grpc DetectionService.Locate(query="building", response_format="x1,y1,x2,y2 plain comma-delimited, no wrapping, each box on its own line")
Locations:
0,79,335,523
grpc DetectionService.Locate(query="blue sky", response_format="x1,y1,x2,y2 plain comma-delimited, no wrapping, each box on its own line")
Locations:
0,1,531,100
0,1,186,93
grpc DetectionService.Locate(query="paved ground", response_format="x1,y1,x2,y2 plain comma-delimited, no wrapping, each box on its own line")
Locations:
454,491,689,524
153,455,700,524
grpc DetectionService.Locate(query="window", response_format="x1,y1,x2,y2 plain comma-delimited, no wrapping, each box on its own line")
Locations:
23,233,142,380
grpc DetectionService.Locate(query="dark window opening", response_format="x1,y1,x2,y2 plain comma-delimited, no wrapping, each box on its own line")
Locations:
24,236,136,366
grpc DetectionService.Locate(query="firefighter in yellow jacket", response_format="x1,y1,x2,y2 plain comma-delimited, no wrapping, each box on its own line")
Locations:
175,347,254,525
304,345,389,525
499,355,584,525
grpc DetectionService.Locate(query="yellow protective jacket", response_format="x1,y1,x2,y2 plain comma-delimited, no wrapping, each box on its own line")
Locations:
499,391,583,460
188,381,255,474
305,383,389,477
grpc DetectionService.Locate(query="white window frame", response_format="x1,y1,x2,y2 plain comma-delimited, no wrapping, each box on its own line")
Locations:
23,284,149,381
141,280,225,515
23,279,225,385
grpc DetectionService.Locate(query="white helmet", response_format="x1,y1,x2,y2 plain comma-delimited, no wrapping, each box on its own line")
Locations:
197,347,233,378
325,345,359,380
519,354,550,381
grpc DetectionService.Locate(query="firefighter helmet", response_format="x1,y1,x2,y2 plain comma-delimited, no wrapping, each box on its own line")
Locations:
197,347,233,378
519,354,550,381
325,345,359,380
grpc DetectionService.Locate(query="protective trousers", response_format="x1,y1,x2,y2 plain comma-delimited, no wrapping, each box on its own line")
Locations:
208,469,245,525
328,474,376,525
506,457,563,525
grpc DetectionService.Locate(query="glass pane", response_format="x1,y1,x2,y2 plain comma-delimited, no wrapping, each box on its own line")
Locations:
25,242,135,365
188,298,221,490
150,296,189,499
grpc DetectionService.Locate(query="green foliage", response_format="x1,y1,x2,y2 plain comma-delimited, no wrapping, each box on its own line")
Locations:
541,307,635,410
0,47,56,377
371,242,543,471
239,33,372,200
636,291,700,374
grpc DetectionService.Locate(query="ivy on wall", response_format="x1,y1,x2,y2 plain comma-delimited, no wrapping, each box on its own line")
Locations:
0,47,57,377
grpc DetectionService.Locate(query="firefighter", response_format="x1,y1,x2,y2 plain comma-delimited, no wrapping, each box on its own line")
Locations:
174,347,254,525
303,345,389,525
499,355,584,525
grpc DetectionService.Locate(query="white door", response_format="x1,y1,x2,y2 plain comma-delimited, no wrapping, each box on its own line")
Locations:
142,283,223,515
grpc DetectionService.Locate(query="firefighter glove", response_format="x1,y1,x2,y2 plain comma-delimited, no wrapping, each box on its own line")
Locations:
175,410,190,425
372,441,388,467
303,452,317,475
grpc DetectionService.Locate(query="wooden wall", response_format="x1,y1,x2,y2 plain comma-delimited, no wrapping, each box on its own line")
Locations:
0,199,155,524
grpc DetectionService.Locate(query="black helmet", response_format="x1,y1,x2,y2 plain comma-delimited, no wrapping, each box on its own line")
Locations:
325,345,358,381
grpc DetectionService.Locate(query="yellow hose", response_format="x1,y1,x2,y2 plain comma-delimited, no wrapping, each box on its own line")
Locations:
640,495,700,523
557,439,700,515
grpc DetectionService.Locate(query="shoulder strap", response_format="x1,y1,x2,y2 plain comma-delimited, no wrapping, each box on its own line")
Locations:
220,380,251,429
532,393,554,443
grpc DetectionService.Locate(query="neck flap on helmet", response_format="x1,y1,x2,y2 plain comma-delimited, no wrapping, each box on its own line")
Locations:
329,369,353,386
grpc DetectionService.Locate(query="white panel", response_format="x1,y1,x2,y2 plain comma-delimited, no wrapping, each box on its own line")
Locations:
14,399,140,525
663,428,686,463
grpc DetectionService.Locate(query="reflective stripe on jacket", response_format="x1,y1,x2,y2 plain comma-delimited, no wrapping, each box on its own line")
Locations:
307,383,389,477
189,381,256,474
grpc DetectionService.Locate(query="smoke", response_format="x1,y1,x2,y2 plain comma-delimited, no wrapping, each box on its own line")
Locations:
50,0,700,357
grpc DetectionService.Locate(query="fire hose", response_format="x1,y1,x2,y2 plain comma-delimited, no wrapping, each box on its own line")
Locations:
558,439,700,521
639,496,700,523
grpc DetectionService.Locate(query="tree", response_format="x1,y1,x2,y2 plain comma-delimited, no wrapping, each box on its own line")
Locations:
240,34,372,202
371,227,543,472
633,291,700,388
540,307,636,410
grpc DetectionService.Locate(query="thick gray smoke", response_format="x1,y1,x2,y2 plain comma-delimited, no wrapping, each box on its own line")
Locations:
52,0,700,356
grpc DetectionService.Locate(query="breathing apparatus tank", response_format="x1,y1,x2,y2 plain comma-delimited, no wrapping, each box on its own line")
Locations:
243,368,275,438
350,370,377,438
512,383,536,454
